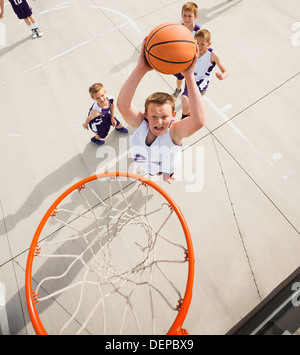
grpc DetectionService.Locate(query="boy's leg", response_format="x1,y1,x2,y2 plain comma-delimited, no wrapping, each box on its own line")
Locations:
28,15,43,37
24,17,31,26
181,84,204,119
176,79,183,91
91,130,107,146
114,118,129,134
181,94,190,118
162,173,175,184
24,17,37,38
89,120,109,146
173,74,184,98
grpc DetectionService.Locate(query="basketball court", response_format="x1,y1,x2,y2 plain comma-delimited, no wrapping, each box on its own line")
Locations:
0,0,300,334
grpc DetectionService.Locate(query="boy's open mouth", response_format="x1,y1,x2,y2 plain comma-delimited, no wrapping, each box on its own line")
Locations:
154,126,164,133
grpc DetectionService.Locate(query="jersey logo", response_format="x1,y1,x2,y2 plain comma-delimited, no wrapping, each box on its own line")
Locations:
134,154,162,167
152,161,163,166
134,154,147,163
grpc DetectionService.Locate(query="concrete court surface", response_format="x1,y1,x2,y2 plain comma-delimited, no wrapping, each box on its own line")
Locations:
0,0,300,335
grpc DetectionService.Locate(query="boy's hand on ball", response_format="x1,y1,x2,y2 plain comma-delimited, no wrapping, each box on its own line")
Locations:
137,37,153,73
181,45,199,78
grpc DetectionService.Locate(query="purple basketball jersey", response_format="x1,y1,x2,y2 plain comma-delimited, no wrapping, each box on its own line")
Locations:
88,97,120,139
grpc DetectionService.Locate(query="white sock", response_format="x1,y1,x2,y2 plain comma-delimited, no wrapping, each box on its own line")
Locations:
30,23,38,30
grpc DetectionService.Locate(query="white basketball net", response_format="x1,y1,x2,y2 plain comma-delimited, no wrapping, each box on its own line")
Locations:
31,176,190,335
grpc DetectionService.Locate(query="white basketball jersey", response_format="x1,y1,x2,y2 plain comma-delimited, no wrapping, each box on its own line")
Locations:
130,120,182,175
194,48,216,85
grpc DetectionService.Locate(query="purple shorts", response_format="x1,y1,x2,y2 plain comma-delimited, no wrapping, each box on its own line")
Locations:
89,115,120,139
174,73,184,81
9,0,32,19
182,79,209,97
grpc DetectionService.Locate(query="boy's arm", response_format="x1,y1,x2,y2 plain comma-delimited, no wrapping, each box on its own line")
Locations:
117,39,153,130
82,109,101,130
0,0,4,18
171,50,206,145
212,50,229,80
110,102,117,126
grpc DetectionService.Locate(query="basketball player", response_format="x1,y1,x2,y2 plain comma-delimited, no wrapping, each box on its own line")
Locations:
83,83,128,146
0,0,43,39
181,29,229,119
173,2,200,99
117,39,205,183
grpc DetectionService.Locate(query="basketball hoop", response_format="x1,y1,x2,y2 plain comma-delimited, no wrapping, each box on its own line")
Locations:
25,172,194,335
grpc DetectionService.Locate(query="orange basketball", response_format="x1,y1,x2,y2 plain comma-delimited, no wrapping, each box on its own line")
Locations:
145,22,197,75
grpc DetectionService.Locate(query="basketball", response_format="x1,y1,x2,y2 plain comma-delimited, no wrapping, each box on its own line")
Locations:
145,22,197,75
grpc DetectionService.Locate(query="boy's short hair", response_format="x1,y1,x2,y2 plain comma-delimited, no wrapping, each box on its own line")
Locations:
145,92,176,114
182,2,198,16
89,83,104,98
195,29,211,43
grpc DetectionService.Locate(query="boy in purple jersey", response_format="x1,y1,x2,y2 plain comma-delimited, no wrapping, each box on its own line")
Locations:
173,2,200,99
0,0,43,39
83,83,128,146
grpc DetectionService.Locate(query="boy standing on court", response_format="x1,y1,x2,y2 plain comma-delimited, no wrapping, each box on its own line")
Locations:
0,0,43,39
181,29,229,119
83,83,128,146
173,2,201,99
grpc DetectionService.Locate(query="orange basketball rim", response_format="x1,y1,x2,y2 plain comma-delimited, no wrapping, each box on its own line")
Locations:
25,172,195,335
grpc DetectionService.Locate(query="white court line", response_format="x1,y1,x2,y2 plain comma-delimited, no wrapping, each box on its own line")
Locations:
90,5,141,34
0,4,141,87
39,1,141,34
0,36,96,87
40,1,71,14
0,282,10,335
203,95,288,175
218,104,232,113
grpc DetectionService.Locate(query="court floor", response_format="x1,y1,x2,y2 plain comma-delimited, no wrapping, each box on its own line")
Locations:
0,0,299,334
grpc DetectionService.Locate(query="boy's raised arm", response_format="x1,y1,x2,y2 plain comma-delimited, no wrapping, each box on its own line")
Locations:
172,49,206,144
117,39,153,129
0,0,4,18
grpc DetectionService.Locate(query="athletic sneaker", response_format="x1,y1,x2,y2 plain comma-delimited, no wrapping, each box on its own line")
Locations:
31,29,37,39
173,88,181,99
35,28,43,37
115,127,129,134
91,137,105,146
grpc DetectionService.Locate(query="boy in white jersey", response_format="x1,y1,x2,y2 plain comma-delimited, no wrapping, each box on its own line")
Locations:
181,29,229,119
173,2,200,98
117,39,206,183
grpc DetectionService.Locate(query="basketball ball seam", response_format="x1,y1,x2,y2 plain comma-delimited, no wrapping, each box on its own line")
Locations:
147,40,195,59
146,53,194,65
145,40,195,64
145,22,182,49
145,22,196,74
